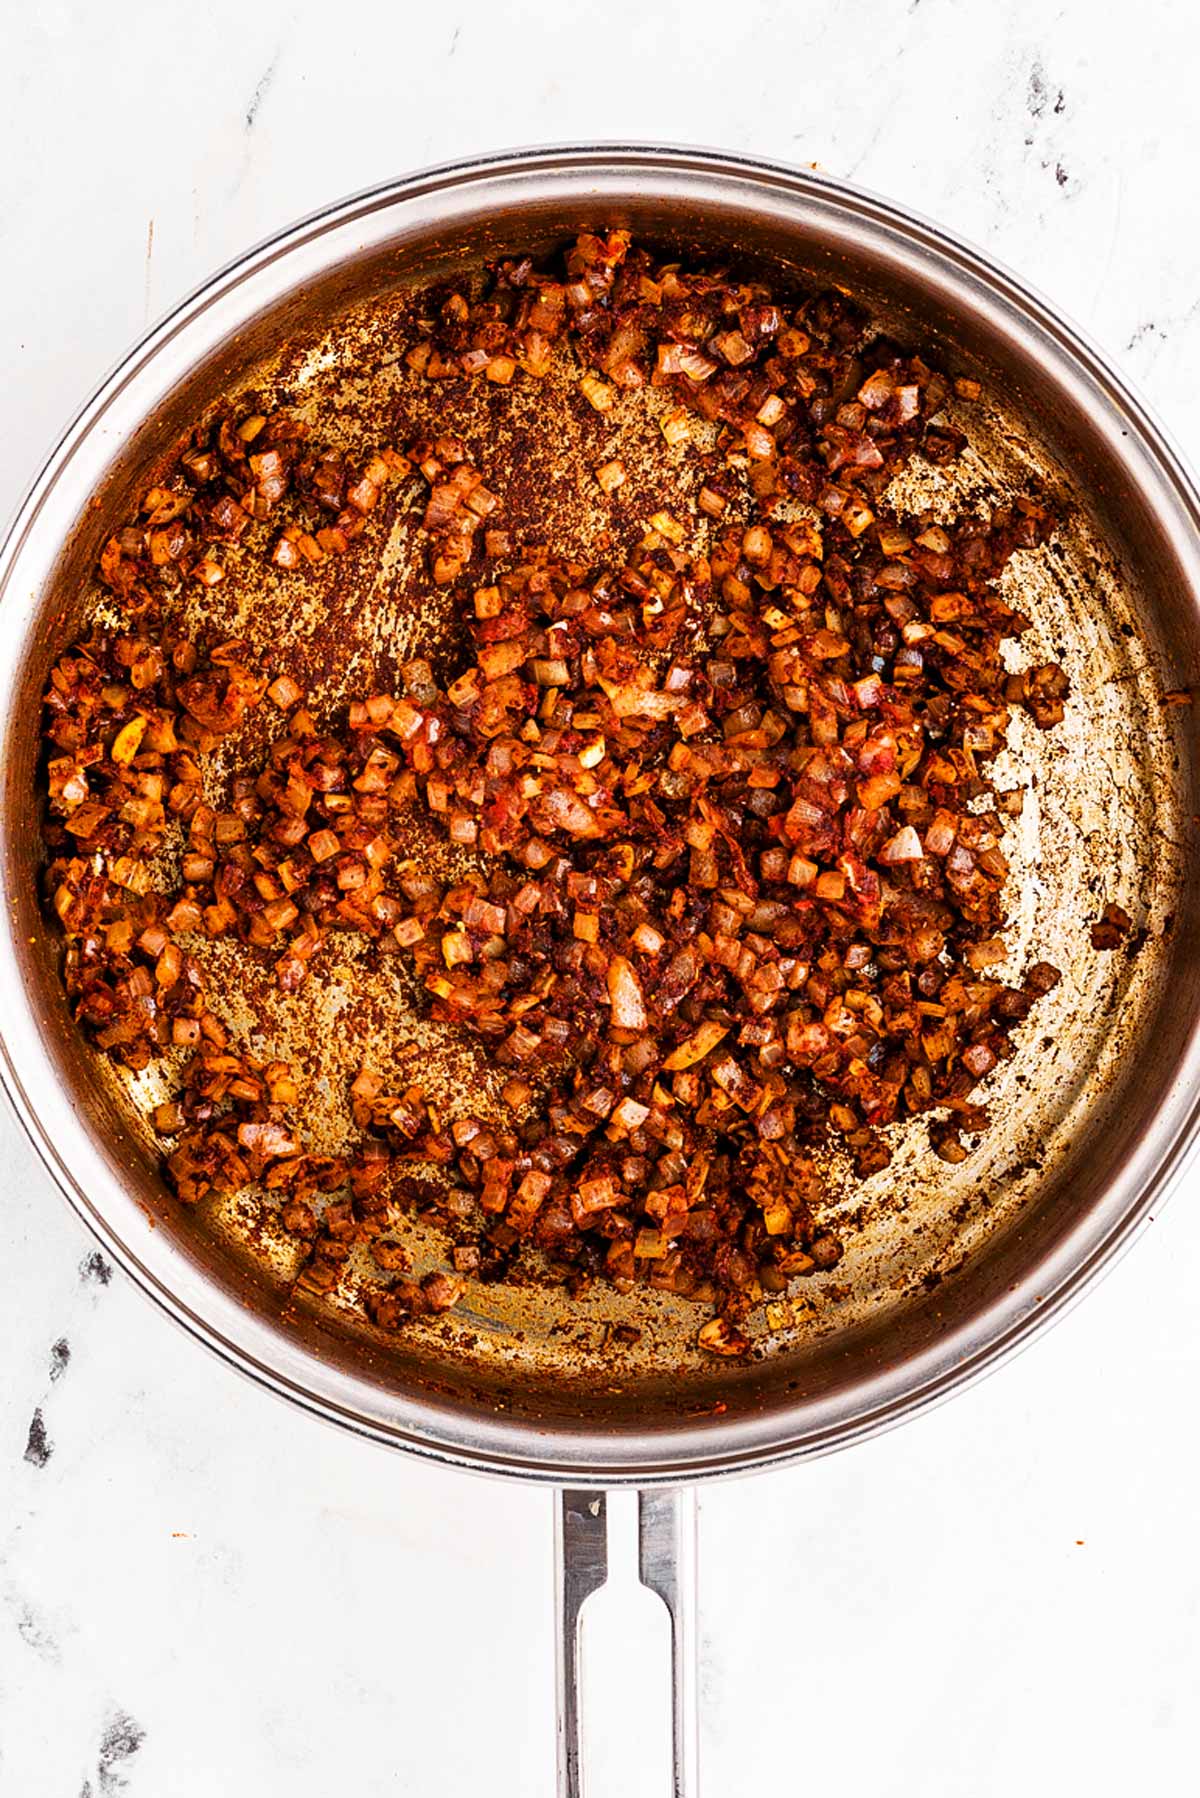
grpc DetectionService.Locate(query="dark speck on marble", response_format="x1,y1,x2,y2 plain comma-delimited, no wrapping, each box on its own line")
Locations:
80,1250,113,1287
50,1337,71,1381
1127,320,1167,350
245,51,280,130
23,1408,52,1468
5,1589,61,1663
97,1711,146,1794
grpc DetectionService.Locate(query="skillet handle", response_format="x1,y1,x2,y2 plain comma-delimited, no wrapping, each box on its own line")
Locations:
556,1489,609,1798
638,1488,700,1796
555,1487,699,1796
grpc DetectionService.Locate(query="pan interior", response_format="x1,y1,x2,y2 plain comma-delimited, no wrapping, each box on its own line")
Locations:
6,184,1196,1450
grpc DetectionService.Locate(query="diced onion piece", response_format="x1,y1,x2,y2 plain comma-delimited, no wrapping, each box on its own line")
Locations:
697,1318,750,1356
307,829,339,863
662,1021,729,1070
660,408,690,447
649,511,685,545
595,459,626,493
508,1169,552,1233
607,956,648,1032
965,937,1007,969
611,1096,651,1133
842,498,875,537
742,526,772,565
580,375,614,412
267,674,304,710
924,812,958,856
634,1228,667,1259
878,825,924,864
111,716,148,764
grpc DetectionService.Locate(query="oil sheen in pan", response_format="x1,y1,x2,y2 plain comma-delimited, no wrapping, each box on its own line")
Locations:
84,265,1182,1387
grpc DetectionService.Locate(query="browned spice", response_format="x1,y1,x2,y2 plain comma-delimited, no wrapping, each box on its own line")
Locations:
39,231,1074,1352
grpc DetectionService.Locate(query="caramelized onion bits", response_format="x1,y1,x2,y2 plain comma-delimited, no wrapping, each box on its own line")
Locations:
41,231,1079,1353
97,406,409,608
408,232,970,555
409,439,499,584
290,480,1066,1345
1090,902,1133,950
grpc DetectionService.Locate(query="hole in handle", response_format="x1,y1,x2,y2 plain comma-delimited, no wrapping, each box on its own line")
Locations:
557,1489,697,1798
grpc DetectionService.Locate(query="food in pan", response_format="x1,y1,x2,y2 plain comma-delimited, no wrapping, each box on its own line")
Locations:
39,231,1079,1353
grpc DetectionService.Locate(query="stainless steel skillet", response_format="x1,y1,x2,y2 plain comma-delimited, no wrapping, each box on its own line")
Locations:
2,145,1199,1794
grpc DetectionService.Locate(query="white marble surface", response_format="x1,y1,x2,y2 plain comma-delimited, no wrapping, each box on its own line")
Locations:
4,3,1200,1793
